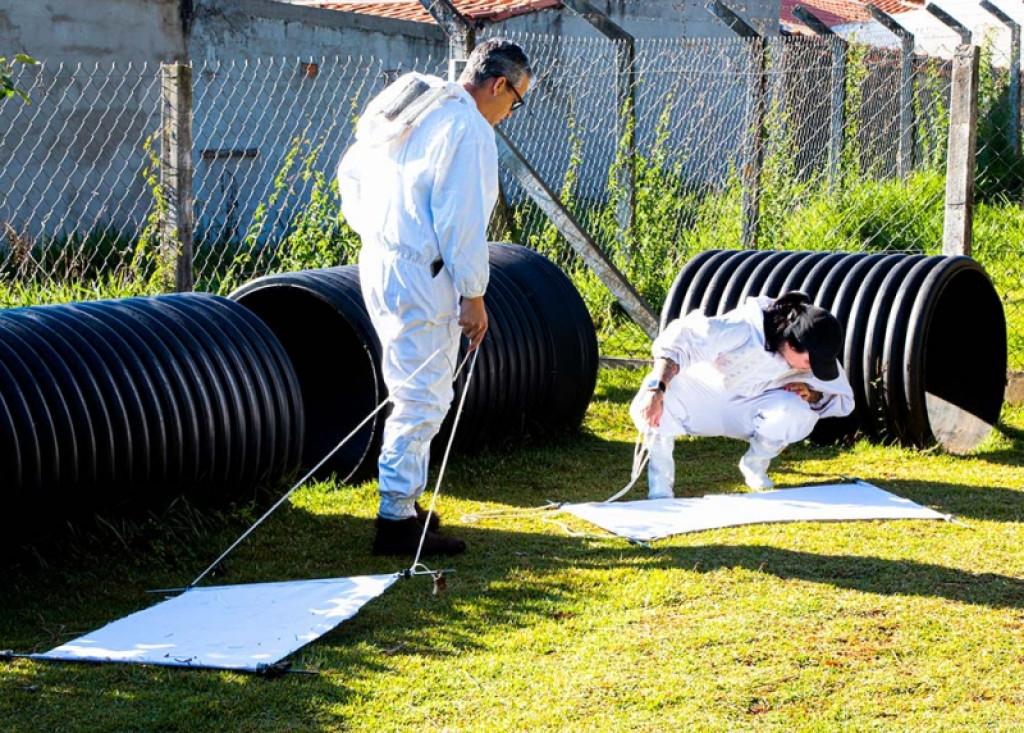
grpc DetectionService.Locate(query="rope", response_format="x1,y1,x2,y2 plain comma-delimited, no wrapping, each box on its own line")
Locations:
456,431,653,540
600,431,651,504
459,502,563,524
408,347,479,576
184,344,449,592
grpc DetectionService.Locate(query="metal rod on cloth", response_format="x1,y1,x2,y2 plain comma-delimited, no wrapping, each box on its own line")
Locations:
182,345,449,592
409,347,480,575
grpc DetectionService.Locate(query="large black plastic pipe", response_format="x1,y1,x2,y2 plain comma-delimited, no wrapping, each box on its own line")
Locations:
229,242,599,481
0,293,304,542
661,250,1006,452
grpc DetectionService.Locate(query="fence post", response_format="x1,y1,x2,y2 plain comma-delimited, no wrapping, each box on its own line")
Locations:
709,0,766,250
925,3,972,44
160,62,194,292
943,44,979,257
981,0,1021,158
416,0,474,80
562,0,637,244
793,6,847,188
867,4,916,177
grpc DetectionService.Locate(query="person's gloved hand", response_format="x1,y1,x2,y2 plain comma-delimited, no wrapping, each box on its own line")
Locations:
784,381,822,403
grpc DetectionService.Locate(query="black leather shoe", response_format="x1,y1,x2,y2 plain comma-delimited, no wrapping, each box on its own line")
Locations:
414,502,441,532
372,517,466,557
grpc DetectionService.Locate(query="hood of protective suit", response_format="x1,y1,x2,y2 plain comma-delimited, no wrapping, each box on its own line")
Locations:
353,72,462,149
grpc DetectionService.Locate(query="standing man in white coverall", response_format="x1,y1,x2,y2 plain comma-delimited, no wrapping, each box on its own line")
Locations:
631,292,854,496
337,39,532,556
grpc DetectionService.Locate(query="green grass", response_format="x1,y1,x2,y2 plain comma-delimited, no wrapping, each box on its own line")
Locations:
3,369,1024,731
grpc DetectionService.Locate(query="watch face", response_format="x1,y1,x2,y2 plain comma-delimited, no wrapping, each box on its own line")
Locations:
644,378,663,391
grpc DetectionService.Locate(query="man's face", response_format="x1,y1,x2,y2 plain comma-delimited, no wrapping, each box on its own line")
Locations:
477,75,530,126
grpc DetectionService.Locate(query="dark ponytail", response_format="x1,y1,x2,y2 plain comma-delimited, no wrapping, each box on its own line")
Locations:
763,291,812,353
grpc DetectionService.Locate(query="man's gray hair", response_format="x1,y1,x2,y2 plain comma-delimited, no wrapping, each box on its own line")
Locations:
459,38,532,88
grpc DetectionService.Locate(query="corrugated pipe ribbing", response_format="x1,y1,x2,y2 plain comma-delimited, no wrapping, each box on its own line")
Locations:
0,293,305,544
661,250,1006,453
228,243,599,481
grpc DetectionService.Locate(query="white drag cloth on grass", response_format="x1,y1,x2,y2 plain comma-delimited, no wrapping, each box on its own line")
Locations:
33,574,400,672
562,481,950,542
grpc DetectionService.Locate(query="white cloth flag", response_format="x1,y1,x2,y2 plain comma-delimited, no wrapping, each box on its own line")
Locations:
34,574,400,672
562,481,950,542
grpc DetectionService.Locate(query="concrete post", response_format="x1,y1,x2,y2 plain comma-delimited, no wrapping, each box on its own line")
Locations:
709,0,766,250
496,130,659,338
943,45,979,257
867,4,916,177
160,62,194,292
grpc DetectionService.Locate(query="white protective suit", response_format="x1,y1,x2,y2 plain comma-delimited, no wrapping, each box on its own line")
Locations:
337,72,498,520
631,296,855,494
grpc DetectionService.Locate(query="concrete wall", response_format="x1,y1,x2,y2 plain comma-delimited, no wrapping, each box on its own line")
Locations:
0,0,187,65
186,0,449,246
189,0,445,66
498,0,782,39
0,0,450,248
1,0,780,251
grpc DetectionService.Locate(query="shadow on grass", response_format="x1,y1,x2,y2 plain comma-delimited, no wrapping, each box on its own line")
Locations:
611,543,1024,610
0,504,584,730
3,415,1023,730
5,478,1024,729
970,417,1024,468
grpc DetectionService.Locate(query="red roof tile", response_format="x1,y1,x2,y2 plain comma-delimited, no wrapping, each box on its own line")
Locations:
781,0,922,33
281,0,561,24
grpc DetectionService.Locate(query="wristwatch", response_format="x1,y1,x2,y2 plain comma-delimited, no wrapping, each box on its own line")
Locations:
643,377,667,393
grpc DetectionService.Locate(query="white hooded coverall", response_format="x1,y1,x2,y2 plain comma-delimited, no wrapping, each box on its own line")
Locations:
337,73,498,520
631,296,854,495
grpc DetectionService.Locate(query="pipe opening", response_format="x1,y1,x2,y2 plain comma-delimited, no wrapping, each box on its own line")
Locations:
230,286,382,482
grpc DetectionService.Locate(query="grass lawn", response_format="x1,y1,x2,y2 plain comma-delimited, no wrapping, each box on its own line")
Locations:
2,368,1024,731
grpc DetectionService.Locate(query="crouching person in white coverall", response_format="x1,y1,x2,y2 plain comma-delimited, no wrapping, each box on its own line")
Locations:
631,292,854,495
337,39,532,556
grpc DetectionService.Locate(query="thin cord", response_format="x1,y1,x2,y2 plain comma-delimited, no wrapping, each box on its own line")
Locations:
600,432,651,504
459,502,563,524
457,431,652,538
185,345,448,591
409,347,479,575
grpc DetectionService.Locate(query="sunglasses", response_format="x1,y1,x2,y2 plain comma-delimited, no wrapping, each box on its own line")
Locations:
507,79,525,112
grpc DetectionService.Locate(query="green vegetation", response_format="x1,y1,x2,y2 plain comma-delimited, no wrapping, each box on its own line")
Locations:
2,45,1022,364
0,54,37,104
3,370,1023,730
214,136,361,295
513,44,1024,366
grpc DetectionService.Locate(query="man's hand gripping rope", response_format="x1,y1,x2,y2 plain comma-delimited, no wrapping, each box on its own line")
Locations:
184,344,452,593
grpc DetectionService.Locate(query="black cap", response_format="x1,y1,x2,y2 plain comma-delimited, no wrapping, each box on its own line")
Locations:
786,305,843,381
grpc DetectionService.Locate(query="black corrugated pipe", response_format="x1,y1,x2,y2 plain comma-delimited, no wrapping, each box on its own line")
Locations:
0,293,304,543
228,242,599,481
661,250,1006,453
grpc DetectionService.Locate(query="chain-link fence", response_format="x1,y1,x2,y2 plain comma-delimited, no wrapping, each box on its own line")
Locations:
1,30,1022,373
0,62,161,289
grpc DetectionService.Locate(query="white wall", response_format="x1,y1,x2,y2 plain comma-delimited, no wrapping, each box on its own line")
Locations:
838,0,1024,68
0,0,451,245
